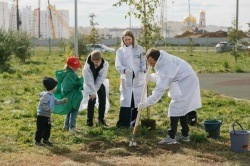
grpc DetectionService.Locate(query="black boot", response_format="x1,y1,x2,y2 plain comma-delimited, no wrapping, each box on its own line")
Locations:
87,119,93,127
116,107,131,128
98,119,108,126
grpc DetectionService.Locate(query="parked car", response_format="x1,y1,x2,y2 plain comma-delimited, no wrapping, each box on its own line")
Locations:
215,41,234,53
87,44,116,53
237,44,248,52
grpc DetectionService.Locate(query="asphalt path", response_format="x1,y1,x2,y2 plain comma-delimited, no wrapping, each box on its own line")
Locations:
197,73,250,100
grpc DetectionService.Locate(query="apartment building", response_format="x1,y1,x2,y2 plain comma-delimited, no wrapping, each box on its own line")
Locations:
20,6,32,35
31,7,70,39
0,1,70,39
0,1,9,31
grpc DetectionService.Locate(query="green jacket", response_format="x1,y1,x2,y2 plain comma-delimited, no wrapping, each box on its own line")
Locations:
53,68,84,115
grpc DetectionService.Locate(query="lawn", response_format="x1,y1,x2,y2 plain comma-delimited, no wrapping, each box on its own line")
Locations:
0,48,250,166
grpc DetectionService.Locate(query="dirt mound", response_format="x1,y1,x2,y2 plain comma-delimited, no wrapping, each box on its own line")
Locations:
199,30,227,37
175,30,248,38
175,30,228,38
238,30,248,38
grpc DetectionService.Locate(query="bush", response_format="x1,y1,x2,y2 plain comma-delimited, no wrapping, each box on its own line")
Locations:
12,31,31,62
0,29,14,72
0,30,31,72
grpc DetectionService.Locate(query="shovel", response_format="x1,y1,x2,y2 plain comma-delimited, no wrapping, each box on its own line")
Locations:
129,66,151,147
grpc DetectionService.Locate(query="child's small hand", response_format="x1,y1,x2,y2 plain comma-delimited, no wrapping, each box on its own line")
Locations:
62,98,68,103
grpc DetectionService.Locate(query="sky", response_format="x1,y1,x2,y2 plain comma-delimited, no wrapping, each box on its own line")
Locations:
6,0,250,31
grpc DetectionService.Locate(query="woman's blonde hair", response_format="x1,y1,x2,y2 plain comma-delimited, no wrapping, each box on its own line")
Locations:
121,29,135,48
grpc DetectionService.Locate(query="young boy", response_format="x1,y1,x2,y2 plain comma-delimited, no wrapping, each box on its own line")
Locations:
35,76,67,146
82,50,109,127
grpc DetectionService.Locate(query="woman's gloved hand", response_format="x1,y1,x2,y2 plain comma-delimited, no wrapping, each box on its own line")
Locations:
125,69,133,76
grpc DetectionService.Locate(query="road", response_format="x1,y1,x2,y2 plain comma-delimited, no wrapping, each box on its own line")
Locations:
197,73,250,100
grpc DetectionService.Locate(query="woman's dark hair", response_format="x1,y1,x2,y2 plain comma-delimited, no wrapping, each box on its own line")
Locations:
146,48,160,61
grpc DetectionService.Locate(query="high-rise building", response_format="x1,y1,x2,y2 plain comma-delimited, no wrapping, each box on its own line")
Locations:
1,1,70,39
20,6,33,35
32,7,70,39
0,1,9,31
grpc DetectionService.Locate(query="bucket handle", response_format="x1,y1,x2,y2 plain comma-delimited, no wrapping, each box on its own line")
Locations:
232,121,244,135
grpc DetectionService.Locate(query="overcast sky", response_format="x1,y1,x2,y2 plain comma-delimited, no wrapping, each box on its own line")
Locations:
6,0,250,31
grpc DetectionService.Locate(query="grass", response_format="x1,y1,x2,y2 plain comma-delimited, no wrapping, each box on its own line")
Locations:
0,48,250,165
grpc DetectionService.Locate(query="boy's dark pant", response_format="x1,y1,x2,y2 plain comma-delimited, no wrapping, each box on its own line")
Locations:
35,115,51,142
168,114,189,139
87,84,106,123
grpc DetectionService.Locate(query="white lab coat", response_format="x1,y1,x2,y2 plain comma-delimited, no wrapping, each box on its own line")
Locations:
115,44,146,107
82,57,109,96
145,50,201,117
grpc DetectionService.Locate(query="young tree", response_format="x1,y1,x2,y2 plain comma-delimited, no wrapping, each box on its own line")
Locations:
87,13,100,45
227,18,244,61
187,37,194,56
113,0,161,50
58,38,67,54
69,33,89,59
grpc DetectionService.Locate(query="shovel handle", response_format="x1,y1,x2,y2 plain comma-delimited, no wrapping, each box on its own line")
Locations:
133,65,152,135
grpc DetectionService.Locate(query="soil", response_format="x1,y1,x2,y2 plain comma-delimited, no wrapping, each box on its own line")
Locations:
1,139,245,166
175,30,248,38
141,119,156,130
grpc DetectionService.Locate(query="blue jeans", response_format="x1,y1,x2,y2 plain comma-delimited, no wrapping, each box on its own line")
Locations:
64,109,78,129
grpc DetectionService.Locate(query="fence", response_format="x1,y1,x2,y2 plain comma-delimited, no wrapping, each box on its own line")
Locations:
31,37,249,55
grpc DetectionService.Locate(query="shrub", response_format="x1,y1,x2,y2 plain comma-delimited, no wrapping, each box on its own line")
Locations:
12,31,31,62
0,29,14,72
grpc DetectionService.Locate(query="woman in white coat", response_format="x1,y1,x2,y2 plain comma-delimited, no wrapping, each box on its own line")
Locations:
138,48,201,144
115,30,147,128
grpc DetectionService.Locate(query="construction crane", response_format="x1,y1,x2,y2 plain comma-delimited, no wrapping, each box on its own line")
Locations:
32,8,38,37
48,0,56,39
48,5,74,37
9,0,21,30
160,0,166,37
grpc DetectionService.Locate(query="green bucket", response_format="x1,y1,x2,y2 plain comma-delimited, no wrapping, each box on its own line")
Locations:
203,120,222,139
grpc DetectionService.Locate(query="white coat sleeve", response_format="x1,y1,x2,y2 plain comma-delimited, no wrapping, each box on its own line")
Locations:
139,47,146,72
145,74,172,106
115,49,126,74
95,62,109,91
147,73,157,82
82,66,96,96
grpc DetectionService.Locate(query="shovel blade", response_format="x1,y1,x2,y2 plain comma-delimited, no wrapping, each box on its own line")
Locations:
129,140,137,146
